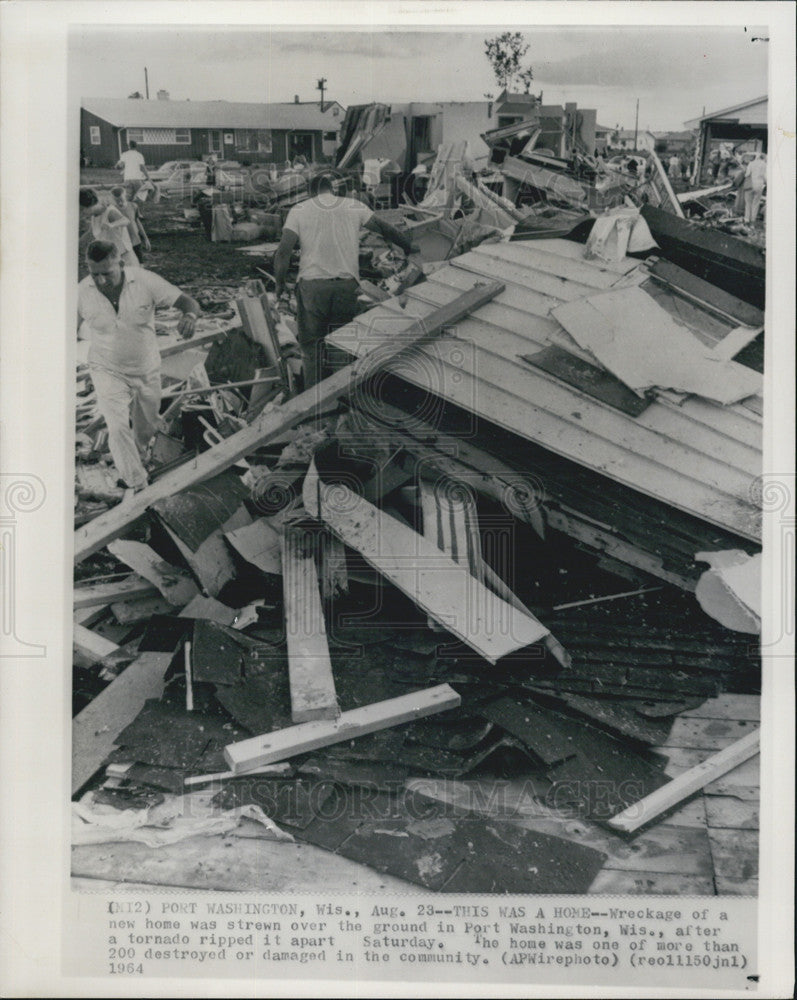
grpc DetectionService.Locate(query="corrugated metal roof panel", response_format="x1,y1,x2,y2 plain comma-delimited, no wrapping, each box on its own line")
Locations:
329,238,761,541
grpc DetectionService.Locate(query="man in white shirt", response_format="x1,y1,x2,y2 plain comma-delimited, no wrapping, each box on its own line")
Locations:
77,240,201,490
115,140,150,195
743,153,767,224
273,172,416,387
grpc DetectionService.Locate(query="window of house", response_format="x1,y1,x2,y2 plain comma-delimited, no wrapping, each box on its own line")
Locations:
126,128,144,144
89,126,101,145
235,129,272,152
175,129,191,144
323,131,337,142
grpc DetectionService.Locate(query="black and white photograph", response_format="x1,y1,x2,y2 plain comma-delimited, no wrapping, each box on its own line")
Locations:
1,2,794,997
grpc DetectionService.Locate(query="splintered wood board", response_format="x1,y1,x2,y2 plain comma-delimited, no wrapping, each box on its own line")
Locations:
224,683,461,773
74,574,157,609
106,540,199,607
607,728,759,834
282,526,338,723
303,462,549,663
73,624,119,663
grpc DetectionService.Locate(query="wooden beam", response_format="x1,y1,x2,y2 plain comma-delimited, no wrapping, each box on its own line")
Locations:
224,683,461,773
72,652,172,794
73,624,119,663
607,728,760,834
303,460,549,664
282,526,339,723
319,530,348,601
74,279,504,563
74,574,157,609
107,540,199,607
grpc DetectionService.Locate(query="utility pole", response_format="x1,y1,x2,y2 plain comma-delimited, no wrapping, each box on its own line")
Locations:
144,67,150,100
633,97,639,152
317,77,327,113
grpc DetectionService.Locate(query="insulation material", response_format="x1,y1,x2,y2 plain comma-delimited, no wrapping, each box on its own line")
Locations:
585,207,657,263
552,286,762,404
695,550,761,634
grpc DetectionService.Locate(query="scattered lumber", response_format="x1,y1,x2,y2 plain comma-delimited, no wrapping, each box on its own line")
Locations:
282,525,339,723
74,279,504,563
607,728,760,833
224,683,461,773
74,574,157,609
73,624,119,663
107,540,199,607
303,459,550,664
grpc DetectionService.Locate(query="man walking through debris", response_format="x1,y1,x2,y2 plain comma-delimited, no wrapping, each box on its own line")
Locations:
115,139,150,195
273,171,417,387
743,152,766,224
77,240,201,492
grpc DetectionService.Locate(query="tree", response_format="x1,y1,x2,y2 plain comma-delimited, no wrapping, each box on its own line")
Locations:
484,32,533,94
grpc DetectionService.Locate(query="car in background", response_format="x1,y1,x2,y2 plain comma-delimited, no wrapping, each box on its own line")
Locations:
155,162,248,198
147,159,196,182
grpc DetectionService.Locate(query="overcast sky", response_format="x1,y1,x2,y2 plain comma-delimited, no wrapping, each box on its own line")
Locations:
70,24,768,131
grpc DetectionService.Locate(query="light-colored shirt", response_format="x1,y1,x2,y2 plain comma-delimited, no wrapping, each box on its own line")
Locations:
284,195,373,281
118,149,147,181
745,157,767,189
90,205,134,259
78,267,181,376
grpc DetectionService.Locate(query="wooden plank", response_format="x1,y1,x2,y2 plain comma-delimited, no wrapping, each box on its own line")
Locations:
679,694,760,721
476,240,624,289
517,816,715,876
714,876,758,896
522,346,653,416
319,531,348,601
708,828,759,880
111,594,171,624
662,717,759,750
608,729,759,833
704,795,759,830
660,747,760,794
74,605,107,627
74,574,157,609
224,518,282,575
72,652,173,794
303,461,550,663
224,683,461,773
74,279,504,563
73,624,119,663
179,595,238,625
282,526,339,723
589,870,715,895
106,540,199,607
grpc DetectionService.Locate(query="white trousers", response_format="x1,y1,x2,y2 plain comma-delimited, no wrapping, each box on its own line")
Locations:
90,366,160,488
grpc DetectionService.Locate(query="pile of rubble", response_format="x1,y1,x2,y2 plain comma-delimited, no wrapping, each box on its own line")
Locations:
72,217,763,892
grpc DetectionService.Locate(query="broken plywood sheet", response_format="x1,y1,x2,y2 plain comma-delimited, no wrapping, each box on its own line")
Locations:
224,517,282,575
303,462,549,664
107,540,199,608
179,595,238,625
552,287,762,405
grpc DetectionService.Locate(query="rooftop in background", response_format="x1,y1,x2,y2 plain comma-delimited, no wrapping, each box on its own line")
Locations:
683,96,767,129
82,98,343,131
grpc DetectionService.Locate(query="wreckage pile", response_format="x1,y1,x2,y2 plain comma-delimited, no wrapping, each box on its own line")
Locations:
72,144,763,895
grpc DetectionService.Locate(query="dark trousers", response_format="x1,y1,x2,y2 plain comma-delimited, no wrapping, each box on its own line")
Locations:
295,277,359,388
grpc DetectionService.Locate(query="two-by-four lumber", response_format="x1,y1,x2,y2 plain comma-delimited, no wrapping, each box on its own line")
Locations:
74,573,157,609
607,728,760,834
73,623,119,663
74,279,504,563
224,683,461,773
282,525,339,723
303,460,549,664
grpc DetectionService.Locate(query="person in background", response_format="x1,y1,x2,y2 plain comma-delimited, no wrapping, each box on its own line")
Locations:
743,152,766,224
79,188,137,266
77,240,201,491
667,153,680,181
115,139,150,195
273,171,418,388
111,185,151,264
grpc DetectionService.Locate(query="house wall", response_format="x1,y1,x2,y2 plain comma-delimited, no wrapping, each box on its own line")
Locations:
729,100,767,126
80,109,119,167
